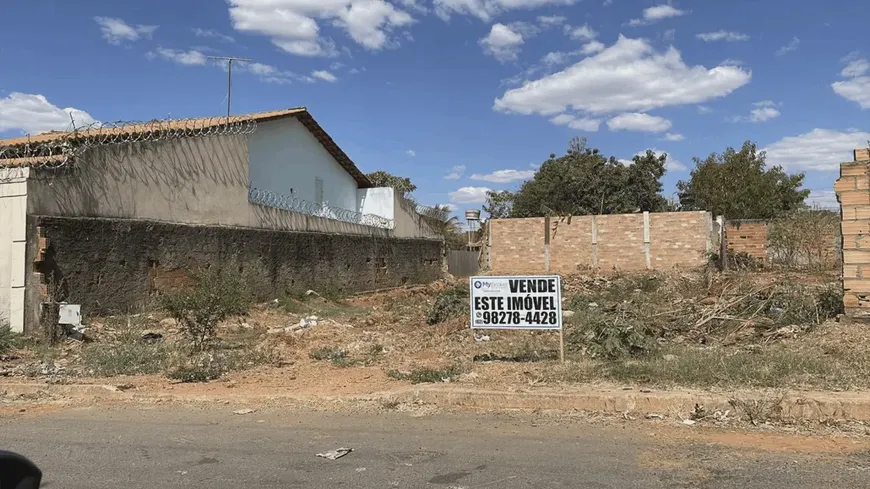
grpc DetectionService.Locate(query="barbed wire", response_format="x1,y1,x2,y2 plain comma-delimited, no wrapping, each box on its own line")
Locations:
416,203,451,221
248,186,395,230
0,117,259,169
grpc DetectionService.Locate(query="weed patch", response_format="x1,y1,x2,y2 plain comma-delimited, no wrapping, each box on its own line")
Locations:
310,347,355,368
427,284,469,325
595,346,870,390
81,341,170,377
386,366,462,384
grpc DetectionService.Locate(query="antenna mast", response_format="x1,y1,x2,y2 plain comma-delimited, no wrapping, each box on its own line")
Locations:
207,56,253,116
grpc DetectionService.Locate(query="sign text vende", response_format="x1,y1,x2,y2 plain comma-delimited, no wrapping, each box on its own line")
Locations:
469,275,562,330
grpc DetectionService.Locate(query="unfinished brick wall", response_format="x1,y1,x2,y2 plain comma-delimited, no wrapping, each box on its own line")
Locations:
837,148,870,318
489,211,712,274
725,221,768,262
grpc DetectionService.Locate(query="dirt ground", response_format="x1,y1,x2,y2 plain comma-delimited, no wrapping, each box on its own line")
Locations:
2,269,867,402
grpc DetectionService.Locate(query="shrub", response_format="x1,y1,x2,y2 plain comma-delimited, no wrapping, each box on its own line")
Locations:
0,323,14,354
161,265,253,351
570,308,658,360
768,210,840,269
427,284,469,325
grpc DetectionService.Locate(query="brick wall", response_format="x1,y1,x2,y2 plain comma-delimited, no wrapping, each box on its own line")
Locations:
837,148,870,317
489,211,712,274
725,221,768,261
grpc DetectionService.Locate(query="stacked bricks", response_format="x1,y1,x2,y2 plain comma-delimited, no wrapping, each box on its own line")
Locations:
725,221,768,262
489,211,712,274
838,147,870,317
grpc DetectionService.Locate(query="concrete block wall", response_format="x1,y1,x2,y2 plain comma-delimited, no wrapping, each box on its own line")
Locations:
489,211,712,274
837,148,870,317
24,215,444,332
725,221,768,262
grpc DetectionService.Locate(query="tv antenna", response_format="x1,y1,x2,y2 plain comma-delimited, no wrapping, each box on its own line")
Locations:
207,56,253,116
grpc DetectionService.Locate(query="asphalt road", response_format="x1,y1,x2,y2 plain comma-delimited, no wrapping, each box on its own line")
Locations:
2,404,870,488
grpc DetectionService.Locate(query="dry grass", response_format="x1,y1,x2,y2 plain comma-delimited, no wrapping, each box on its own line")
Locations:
6,271,869,392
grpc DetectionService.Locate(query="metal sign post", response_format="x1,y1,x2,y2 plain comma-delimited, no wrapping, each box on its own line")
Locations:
469,275,564,363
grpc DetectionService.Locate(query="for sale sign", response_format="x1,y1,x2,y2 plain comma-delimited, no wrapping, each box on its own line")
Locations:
469,275,562,330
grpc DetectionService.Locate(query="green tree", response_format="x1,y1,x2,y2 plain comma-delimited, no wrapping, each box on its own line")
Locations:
509,138,668,217
419,204,465,249
676,141,809,219
483,190,515,219
365,171,417,198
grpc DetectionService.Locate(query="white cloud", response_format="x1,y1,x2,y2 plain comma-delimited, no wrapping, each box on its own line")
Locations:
607,112,672,132
806,190,839,210
541,51,570,65
775,36,800,56
697,105,712,114
480,23,524,62
148,53,317,84
0,93,97,135
662,28,675,41
749,106,780,122
193,28,235,43
149,48,208,66
311,70,338,82
470,169,535,183
664,132,684,141
494,36,751,117
444,165,466,180
833,57,870,109
696,30,749,42
94,16,158,45
764,128,870,172
628,5,686,26
537,15,566,27
406,149,417,157
842,58,870,78
449,186,492,204
729,101,781,122
548,114,601,131
434,0,575,21
566,24,597,40
227,0,413,57
580,41,605,54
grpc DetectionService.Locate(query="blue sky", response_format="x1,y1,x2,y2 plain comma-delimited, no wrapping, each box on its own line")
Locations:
2,0,869,217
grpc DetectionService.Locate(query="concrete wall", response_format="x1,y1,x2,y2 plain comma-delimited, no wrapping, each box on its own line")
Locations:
248,117,359,212
725,221,768,261
488,211,713,274
357,187,395,221
24,215,444,328
393,194,441,239
25,134,389,236
0,168,28,332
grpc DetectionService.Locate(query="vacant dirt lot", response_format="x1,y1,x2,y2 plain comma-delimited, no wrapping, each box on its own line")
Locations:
1,268,866,403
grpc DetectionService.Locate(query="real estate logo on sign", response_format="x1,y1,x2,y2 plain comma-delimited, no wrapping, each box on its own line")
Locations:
469,275,562,330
